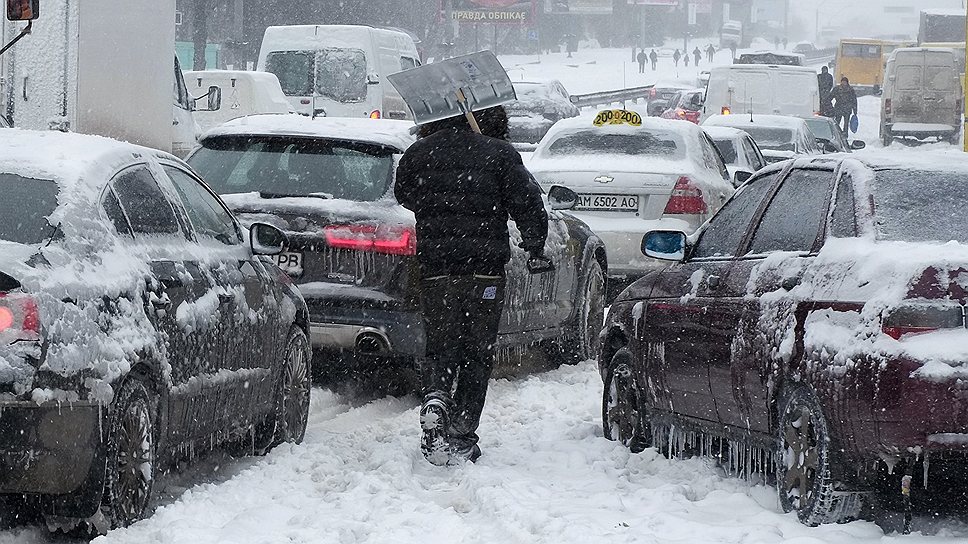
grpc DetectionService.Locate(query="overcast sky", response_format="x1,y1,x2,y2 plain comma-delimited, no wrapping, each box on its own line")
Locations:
786,0,964,40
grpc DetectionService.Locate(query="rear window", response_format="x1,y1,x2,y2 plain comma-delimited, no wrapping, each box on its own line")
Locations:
873,169,968,243
0,174,58,244
545,129,684,158
842,44,881,58
741,127,796,150
265,51,313,96
265,48,368,103
711,138,738,163
188,136,395,202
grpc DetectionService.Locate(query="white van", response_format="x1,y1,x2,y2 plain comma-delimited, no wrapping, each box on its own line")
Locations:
256,25,420,120
185,70,294,133
702,65,820,123
880,47,963,146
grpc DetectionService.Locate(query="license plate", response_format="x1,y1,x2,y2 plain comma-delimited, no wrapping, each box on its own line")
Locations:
575,194,639,212
275,252,304,275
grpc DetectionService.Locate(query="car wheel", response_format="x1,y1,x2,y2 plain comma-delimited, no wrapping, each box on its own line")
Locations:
776,384,837,526
101,379,155,530
602,349,649,453
278,327,312,444
555,260,606,365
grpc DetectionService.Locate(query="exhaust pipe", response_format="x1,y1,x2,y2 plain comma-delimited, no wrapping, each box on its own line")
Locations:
355,328,391,355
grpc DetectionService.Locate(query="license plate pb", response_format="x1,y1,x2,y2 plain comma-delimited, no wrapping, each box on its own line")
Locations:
576,194,639,212
275,252,303,275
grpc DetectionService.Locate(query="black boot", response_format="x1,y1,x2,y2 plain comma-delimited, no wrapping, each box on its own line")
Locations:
420,397,451,466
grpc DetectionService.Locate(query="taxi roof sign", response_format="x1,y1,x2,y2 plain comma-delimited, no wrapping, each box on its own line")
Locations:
593,109,642,127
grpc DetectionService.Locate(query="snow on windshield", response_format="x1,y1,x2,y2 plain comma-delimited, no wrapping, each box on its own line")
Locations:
741,127,795,149
872,169,968,244
264,48,367,103
0,174,59,245
545,129,684,158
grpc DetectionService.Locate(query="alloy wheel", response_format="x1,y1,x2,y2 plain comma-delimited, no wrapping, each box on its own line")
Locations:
581,263,606,361
604,362,646,451
113,391,154,525
781,406,820,510
281,332,311,443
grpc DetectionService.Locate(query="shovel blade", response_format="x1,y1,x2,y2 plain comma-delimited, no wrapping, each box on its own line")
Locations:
387,50,517,126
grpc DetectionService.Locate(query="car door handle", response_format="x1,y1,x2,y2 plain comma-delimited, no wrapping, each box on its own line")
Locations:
706,275,722,290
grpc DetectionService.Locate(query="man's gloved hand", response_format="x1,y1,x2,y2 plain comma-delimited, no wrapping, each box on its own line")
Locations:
526,251,555,274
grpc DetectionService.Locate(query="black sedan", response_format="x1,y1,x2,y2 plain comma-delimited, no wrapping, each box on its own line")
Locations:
188,115,608,389
0,130,310,532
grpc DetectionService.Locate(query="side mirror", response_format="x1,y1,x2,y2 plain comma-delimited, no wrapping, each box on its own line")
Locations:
250,223,287,256
817,138,839,153
733,170,753,187
641,230,687,262
367,73,381,85
850,140,867,150
548,185,579,211
206,85,221,111
7,0,39,21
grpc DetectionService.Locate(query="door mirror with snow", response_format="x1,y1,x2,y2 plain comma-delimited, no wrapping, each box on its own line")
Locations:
250,223,287,256
850,140,867,150
367,73,381,85
733,170,753,187
7,0,39,21
548,185,578,211
642,230,687,262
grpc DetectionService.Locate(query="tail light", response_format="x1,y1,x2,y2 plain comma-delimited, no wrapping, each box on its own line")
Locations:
664,177,708,215
721,106,731,115
369,110,382,119
676,110,686,119
324,224,416,255
884,98,892,115
0,292,40,342
882,303,964,340
649,88,657,99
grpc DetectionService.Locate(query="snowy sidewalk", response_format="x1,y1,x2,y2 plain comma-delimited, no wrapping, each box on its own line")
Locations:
35,362,954,543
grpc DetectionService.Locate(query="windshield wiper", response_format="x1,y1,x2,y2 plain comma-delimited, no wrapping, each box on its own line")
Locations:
259,191,332,200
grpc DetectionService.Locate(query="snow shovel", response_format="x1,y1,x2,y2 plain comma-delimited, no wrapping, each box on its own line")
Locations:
386,50,517,135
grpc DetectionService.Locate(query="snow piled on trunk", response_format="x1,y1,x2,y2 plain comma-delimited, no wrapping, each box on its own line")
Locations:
34,363,953,543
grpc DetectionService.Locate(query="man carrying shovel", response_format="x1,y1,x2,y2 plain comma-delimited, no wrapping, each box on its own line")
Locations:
390,53,551,465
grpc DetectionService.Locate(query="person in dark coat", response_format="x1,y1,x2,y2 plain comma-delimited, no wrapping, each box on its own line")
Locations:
684,53,690,67
830,76,858,136
637,50,647,73
649,49,658,70
693,47,702,67
818,66,835,117
395,106,549,466
706,44,716,62
673,49,681,67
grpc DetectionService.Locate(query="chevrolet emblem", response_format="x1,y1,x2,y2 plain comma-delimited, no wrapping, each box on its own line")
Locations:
594,175,614,184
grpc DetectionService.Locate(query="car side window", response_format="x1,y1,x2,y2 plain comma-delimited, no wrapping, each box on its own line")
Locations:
691,172,779,259
111,165,182,236
748,169,834,254
400,56,417,71
743,138,761,169
100,186,132,236
164,166,242,246
829,172,857,238
702,135,729,180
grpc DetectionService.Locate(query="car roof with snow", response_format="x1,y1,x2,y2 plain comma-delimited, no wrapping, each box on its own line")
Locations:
201,115,417,152
703,114,809,130
702,126,752,140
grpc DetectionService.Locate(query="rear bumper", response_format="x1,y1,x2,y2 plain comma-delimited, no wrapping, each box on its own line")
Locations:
0,401,102,495
307,304,425,358
569,213,697,278
886,122,958,138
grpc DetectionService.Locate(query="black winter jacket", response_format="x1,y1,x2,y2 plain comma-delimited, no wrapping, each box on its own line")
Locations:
395,126,548,278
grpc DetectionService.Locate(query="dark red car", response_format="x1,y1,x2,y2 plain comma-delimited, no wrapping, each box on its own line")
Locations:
660,89,704,124
601,154,968,527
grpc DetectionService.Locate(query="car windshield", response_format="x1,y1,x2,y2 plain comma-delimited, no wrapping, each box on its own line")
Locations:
188,136,395,202
805,119,837,142
740,126,796,151
545,129,685,158
0,174,59,245
872,169,968,244
711,138,738,163
264,48,367,103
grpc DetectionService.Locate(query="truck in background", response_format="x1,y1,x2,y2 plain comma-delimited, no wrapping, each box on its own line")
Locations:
1,0,219,156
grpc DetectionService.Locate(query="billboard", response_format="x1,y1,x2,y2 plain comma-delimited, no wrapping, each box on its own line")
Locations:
549,0,613,15
448,0,538,24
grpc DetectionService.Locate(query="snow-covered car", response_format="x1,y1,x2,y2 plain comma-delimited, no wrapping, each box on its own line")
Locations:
506,80,580,146
188,116,608,388
793,41,818,54
528,112,734,297
702,126,767,185
603,153,968,527
0,130,310,531
646,81,693,117
804,116,867,153
703,114,823,164
660,89,704,124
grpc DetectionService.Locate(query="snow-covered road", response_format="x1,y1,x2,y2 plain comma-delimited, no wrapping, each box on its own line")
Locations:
5,362,968,543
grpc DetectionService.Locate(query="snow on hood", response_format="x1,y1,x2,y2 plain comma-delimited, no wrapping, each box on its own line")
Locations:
201,115,416,152
222,192,415,230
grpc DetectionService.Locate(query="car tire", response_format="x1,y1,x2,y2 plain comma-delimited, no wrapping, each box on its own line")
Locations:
775,384,838,527
100,379,156,530
256,327,312,452
602,349,650,453
554,260,606,365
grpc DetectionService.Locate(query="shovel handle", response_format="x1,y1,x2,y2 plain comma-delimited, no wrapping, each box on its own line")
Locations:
456,89,482,134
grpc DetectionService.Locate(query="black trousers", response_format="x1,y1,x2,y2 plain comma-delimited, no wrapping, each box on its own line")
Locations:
419,274,505,451
834,111,851,135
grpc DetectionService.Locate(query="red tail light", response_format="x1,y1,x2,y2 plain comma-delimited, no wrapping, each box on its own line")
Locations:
0,292,40,340
324,224,416,255
676,109,687,119
884,98,892,115
369,110,382,119
664,177,708,215
882,304,964,340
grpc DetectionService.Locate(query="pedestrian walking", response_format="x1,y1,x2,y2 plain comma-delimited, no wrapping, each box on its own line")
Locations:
637,50,647,73
649,49,658,70
673,49,681,67
830,76,858,136
706,44,716,63
782,37,788,50
729,43,737,60
693,47,702,67
684,54,689,67
395,106,550,466
817,66,834,117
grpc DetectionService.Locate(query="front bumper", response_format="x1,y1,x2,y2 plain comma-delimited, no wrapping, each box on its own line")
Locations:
0,401,102,495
